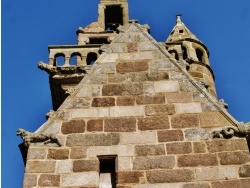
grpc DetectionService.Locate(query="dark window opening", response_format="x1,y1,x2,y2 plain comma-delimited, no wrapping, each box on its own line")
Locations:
196,48,204,62
89,38,109,44
54,53,65,66
105,5,123,31
98,156,116,188
70,53,82,66
182,46,188,60
179,30,184,33
86,52,97,65
169,50,179,60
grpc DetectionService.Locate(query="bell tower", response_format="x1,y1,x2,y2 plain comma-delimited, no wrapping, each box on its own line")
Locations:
166,15,217,98
98,0,129,31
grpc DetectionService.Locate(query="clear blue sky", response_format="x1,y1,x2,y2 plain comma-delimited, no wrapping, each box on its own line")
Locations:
2,0,250,187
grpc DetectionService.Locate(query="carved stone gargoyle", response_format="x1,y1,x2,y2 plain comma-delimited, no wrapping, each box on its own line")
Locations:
211,122,250,139
17,128,61,147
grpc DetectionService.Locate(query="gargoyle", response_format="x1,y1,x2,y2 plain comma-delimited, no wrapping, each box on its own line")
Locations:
17,128,61,147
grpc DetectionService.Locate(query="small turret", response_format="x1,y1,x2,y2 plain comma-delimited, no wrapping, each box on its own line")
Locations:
166,15,217,98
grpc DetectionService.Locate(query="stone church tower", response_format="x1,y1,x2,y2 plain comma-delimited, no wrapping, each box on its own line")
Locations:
19,0,250,187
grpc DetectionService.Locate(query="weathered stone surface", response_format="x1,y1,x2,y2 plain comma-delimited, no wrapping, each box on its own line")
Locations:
239,165,250,177
56,160,73,173
117,171,144,184
26,161,56,173
38,174,60,187
196,166,238,181
117,157,133,171
145,104,175,116
136,94,165,105
87,119,103,132
178,154,218,167
119,131,157,145
88,145,134,157
193,141,207,153
133,156,175,170
199,112,232,128
62,120,85,134
171,114,199,128
201,102,217,112
92,97,115,107
102,83,144,96
72,108,109,118
61,172,99,187
67,98,91,109
175,103,202,114
206,139,248,153
149,59,176,72
135,144,165,156
27,148,46,160
135,184,182,188
66,133,120,147
110,106,144,117
127,42,138,52
84,74,108,84
23,174,37,188
182,183,210,188
184,128,208,141
102,84,123,96
158,130,184,142
117,96,135,106
108,74,126,83
104,118,136,132
116,60,149,73
218,151,250,165
139,41,159,51
211,179,250,188
92,62,116,74
48,148,69,160
73,160,99,172
110,43,126,53
70,147,87,159
138,116,170,130
146,169,195,183
166,92,193,103
166,142,192,154
154,81,180,93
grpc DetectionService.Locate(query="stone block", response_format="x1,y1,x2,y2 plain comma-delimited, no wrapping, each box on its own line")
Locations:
178,154,218,167
26,161,56,173
157,130,184,142
184,128,208,141
211,179,250,188
138,116,170,130
87,119,103,132
84,74,108,84
201,102,217,112
102,83,144,96
92,62,116,74
239,165,250,177
193,141,207,153
127,42,138,52
136,94,165,105
73,159,99,172
61,172,99,187
139,41,158,51
92,97,115,107
145,104,175,116
196,166,238,181
218,151,250,165
72,108,110,118
117,96,135,106
166,142,192,154
23,174,37,188
175,103,202,114
171,114,199,128
117,171,144,184
70,147,87,159
146,169,195,183
182,183,210,188
108,74,126,83
104,118,136,132
119,131,157,145
66,98,91,109
27,148,46,160
135,144,165,156
116,60,149,73
135,184,182,188
149,59,176,72
102,53,118,63
56,160,73,173
48,148,69,160
117,157,133,171
102,84,124,96
199,112,232,128
38,174,60,187
88,145,134,157
154,81,180,93
143,82,155,95
166,92,193,103
133,156,175,170
66,133,120,147
110,43,126,53
61,120,85,134
206,139,248,153
110,106,144,117
76,85,92,97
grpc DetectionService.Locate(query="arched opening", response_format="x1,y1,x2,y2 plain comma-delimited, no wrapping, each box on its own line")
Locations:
182,46,188,60
169,50,179,60
54,53,65,66
86,52,98,65
196,48,204,62
70,52,82,66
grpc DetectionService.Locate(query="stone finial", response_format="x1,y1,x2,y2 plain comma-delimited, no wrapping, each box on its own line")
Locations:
46,110,56,120
176,14,182,23
17,128,61,147
218,99,229,109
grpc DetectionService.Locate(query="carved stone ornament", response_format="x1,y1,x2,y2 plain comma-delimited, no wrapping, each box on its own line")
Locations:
217,99,229,109
197,80,209,89
38,61,58,74
211,122,250,139
65,87,77,96
17,128,61,147
46,110,56,120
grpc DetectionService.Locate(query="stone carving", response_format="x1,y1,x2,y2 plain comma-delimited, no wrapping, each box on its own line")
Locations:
211,122,250,139
46,110,56,120
17,128,61,147
197,80,209,89
65,87,77,96
38,61,58,74
217,99,229,109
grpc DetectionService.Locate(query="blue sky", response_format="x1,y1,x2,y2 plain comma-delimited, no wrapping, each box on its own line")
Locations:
2,0,250,187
